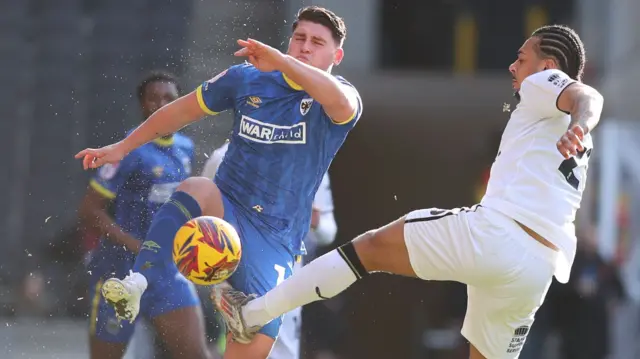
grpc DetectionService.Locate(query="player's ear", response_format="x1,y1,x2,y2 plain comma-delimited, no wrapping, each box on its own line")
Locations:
333,48,344,66
543,58,558,71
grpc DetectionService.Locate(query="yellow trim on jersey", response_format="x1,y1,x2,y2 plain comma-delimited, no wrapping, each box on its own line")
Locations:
330,108,358,126
196,85,219,115
89,179,116,199
281,72,356,124
153,135,174,147
89,279,103,335
282,73,303,91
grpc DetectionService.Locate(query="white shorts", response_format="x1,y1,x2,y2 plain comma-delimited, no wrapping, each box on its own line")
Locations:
404,205,557,359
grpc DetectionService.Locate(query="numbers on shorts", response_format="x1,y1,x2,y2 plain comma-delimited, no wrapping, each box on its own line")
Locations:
558,148,591,190
274,264,286,285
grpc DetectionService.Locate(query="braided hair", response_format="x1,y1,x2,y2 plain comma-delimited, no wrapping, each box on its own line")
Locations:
531,25,586,81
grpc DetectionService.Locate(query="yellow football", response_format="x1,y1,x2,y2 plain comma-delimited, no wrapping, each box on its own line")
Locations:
172,216,242,285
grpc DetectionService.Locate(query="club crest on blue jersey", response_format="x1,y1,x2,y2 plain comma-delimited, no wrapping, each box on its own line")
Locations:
239,115,306,144
300,98,313,116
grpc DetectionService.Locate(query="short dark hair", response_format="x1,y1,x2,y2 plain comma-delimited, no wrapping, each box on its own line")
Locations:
292,6,346,46
531,25,586,81
136,71,181,101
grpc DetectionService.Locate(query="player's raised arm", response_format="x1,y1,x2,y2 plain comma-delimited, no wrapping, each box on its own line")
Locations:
557,82,604,134
556,83,603,158
75,67,242,169
74,93,204,169
121,91,205,148
235,38,358,124
277,55,359,124
234,6,360,125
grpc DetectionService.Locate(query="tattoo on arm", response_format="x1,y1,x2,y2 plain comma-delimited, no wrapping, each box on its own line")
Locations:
568,87,603,134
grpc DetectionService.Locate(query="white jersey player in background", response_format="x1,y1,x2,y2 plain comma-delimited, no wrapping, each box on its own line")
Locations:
212,25,604,359
202,141,338,359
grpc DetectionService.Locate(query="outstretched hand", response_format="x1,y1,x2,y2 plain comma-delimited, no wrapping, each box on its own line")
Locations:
74,142,128,170
557,125,586,159
234,38,286,72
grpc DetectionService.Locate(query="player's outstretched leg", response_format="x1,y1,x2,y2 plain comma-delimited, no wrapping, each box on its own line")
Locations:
212,215,416,341
101,177,224,322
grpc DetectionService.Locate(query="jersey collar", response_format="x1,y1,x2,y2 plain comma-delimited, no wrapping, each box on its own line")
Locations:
282,73,303,91
153,135,174,147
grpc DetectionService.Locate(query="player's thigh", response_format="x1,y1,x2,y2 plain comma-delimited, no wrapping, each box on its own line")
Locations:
396,206,481,281
176,176,224,217
146,272,211,358
88,279,135,358
461,271,553,358
226,221,295,340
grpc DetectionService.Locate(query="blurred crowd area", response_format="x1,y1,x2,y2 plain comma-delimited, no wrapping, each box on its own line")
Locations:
1,0,640,358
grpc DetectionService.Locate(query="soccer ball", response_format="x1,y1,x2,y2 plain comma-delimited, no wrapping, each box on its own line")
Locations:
172,216,242,285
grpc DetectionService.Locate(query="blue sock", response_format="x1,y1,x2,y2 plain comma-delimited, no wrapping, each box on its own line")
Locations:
132,191,202,285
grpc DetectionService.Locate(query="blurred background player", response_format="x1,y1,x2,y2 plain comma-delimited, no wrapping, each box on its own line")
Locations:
201,141,338,359
75,6,361,358
215,25,604,359
78,71,215,359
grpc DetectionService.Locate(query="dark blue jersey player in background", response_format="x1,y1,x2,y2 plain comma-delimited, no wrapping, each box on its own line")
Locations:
79,72,216,359
76,6,362,358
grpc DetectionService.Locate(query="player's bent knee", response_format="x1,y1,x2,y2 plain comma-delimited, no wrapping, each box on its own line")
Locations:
176,177,224,217
352,216,416,277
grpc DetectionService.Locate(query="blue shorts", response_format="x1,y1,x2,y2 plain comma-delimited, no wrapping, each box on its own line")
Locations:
89,269,200,343
221,194,296,339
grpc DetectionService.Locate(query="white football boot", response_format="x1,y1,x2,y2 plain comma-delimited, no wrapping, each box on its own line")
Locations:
101,271,148,323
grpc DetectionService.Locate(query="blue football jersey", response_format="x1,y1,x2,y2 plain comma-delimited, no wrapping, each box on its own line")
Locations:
88,133,194,275
196,63,362,255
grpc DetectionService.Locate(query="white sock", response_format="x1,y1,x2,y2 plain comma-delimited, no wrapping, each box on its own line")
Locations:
129,272,148,292
242,248,362,328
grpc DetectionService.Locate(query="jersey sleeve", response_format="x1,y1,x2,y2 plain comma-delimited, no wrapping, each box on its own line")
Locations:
520,69,576,117
89,153,139,199
196,64,246,115
328,77,363,127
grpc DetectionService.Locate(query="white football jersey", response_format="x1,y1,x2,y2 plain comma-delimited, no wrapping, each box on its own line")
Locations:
481,69,594,284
